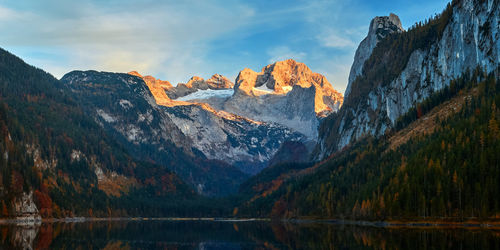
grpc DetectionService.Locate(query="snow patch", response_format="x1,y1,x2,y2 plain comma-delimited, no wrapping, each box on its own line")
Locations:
119,99,133,109
176,89,234,101
253,84,273,94
282,86,293,93
127,126,140,141
96,109,116,123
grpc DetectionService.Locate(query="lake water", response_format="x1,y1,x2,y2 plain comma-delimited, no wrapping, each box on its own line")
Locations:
1,220,499,249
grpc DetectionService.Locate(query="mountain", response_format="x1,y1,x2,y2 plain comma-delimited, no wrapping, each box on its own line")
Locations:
220,59,343,139
317,0,499,158
62,70,306,179
145,59,343,141
60,71,248,196
236,72,500,219
234,0,500,220
119,59,342,174
0,47,203,220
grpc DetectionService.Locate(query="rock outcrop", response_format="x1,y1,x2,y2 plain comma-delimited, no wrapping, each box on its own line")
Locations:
317,0,499,159
12,191,41,224
345,13,404,98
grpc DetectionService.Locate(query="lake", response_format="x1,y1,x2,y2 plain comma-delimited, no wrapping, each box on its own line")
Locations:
1,219,499,249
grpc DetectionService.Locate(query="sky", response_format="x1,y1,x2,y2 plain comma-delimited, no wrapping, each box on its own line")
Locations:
0,0,450,93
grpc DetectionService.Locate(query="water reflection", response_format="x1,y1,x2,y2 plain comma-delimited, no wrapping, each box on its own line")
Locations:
0,220,499,249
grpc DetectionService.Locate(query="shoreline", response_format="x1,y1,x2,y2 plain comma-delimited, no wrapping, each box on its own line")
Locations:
0,217,499,229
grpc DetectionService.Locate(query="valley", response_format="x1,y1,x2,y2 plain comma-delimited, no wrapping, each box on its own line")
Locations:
0,0,498,228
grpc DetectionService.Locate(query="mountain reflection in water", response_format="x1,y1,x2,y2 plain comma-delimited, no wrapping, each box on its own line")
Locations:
1,220,499,249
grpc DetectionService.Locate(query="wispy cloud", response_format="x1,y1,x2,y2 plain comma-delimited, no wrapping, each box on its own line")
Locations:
0,0,257,84
317,31,356,49
0,0,451,91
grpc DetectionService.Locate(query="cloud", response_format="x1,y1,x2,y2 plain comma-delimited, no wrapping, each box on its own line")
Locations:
318,31,356,49
267,46,306,64
0,0,450,93
0,1,257,84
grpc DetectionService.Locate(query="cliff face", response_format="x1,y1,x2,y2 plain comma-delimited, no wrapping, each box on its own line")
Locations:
128,71,175,106
317,0,500,159
345,13,404,98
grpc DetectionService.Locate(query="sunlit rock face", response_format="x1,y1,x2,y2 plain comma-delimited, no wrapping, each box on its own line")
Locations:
222,59,343,139
232,59,342,115
205,74,234,89
127,71,188,107
345,13,404,99
317,0,500,159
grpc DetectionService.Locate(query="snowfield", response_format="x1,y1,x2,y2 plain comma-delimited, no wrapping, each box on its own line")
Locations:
176,89,234,101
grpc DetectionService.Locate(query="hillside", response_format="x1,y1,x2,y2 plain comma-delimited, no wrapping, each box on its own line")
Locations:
0,47,228,219
234,72,500,220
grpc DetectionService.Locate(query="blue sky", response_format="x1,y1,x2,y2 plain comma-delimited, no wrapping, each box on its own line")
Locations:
0,0,449,93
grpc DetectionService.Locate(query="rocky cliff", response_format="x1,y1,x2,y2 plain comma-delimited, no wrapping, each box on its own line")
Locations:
317,0,499,159
345,13,404,98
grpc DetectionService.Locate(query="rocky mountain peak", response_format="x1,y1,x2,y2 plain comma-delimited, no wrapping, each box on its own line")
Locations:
206,74,234,89
128,71,142,77
345,13,404,98
369,13,404,40
128,71,173,89
185,76,205,88
234,59,343,116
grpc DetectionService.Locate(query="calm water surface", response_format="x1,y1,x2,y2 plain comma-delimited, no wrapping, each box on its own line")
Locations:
1,220,499,249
